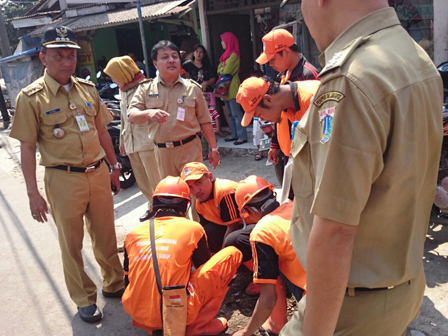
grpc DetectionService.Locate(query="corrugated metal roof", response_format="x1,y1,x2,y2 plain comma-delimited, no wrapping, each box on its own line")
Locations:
28,0,193,37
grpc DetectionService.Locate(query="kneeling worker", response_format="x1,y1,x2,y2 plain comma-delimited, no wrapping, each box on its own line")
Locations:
232,176,306,336
122,176,242,335
236,76,320,129
181,162,259,295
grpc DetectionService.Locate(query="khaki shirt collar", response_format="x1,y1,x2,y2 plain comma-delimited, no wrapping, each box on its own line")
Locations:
319,7,400,67
154,74,185,87
44,69,76,96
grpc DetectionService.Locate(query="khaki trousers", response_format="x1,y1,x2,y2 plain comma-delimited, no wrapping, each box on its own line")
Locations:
44,162,124,308
154,136,202,221
280,267,425,336
128,149,161,210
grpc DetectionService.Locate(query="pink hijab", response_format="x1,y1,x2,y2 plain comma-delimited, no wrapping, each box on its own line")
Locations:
219,32,240,65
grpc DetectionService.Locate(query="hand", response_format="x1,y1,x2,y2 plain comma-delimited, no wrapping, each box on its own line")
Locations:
110,169,121,195
148,109,170,124
208,150,220,170
201,82,207,92
119,144,126,155
29,192,49,223
268,148,279,165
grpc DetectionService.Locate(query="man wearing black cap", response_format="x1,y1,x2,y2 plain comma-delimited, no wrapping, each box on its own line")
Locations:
10,26,124,323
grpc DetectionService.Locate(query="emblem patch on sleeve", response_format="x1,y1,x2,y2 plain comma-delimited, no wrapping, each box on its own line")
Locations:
319,106,336,144
314,91,345,107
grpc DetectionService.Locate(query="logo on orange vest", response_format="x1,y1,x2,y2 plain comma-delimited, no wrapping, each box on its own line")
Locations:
313,91,345,107
319,106,336,144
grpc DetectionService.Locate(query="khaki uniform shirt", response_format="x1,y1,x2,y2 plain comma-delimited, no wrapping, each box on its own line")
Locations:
10,71,112,167
290,8,443,288
119,84,154,154
128,75,210,144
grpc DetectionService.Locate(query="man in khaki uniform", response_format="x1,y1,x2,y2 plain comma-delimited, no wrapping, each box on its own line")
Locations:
128,40,220,178
104,56,161,221
9,26,124,323
281,1,443,336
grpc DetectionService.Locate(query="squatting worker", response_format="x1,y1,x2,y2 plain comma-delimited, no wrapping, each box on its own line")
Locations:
180,162,259,295
280,1,443,336
104,56,161,222
237,76,320,129
232,176,306,336
255,28,318,181
123,176,242,335
9,26,125,323
128,40,220,177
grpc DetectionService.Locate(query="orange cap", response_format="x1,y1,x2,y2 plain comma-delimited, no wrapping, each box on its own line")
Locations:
180,162,209,182
236,77,270,127
256,29,294,64
153,176,190,200
235,175,274,213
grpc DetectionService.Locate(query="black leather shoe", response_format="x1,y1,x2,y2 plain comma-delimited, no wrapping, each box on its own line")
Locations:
224,137,238,142
78,304,102,323
139,210,151,222
102,287,125,298
234,140,248,145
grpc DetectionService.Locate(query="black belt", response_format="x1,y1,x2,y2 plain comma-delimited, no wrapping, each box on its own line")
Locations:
154,134,197,148
50,159,104,173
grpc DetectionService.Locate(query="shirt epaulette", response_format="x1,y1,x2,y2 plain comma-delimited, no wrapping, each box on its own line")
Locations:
76,77,96,86
319,35,372,78
140,78,153,84
22,82,44,96
187,78,202,89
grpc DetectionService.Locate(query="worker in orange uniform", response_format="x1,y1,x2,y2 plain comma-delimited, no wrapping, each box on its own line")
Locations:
180,162,260,295
122,176,242,335
231,176,306,336
237,76,320,129
255,28,319,183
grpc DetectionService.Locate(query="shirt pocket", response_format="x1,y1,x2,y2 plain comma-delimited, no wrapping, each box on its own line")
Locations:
290,130,313,198
40,108,68,126
145,98,164,110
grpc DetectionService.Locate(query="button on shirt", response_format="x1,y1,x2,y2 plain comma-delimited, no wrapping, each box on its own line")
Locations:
290,8,443,288
10,71,112,167
128,75,210,144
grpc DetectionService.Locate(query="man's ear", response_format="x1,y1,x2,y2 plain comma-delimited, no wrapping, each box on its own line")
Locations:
207,172,213,180
153,60,158,70
263,94,273,105
39,53,46,66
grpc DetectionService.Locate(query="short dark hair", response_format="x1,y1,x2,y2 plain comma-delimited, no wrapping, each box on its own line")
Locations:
40,46,47,54
151,40,181,61
153,196,189,215
258,75,280,109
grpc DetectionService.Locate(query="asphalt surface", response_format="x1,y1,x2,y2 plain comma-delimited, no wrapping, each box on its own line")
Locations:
0,127,447,336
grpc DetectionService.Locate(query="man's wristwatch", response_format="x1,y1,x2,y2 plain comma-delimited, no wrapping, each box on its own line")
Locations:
211,147,219,152
112,162,122,170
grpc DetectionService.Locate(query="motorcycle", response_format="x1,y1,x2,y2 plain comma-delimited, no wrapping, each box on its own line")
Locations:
87,73,136,190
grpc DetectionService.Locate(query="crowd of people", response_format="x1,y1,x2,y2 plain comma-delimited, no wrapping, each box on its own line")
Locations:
8,0,444,335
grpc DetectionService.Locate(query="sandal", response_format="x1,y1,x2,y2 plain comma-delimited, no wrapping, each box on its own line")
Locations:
255,154,263,161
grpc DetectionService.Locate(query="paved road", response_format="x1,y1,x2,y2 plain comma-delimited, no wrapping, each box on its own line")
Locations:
1,128,447,336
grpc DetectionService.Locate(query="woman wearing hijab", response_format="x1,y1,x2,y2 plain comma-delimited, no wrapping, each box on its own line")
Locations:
217,32,248,145
104,56,161,221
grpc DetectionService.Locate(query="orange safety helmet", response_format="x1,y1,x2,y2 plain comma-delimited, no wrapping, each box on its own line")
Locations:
153,176,191,200
235,175,274,213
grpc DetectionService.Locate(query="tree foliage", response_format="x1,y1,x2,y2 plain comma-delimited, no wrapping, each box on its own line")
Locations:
1,1,34,56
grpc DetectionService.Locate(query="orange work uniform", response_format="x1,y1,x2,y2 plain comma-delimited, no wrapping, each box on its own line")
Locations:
274,58,319,156
196,178,240,226
250,202,306,290
123,215,242,332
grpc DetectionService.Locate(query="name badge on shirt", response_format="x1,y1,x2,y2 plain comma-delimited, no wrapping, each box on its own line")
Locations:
45,108,61,116
75,114,90,132
177,107,185,121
